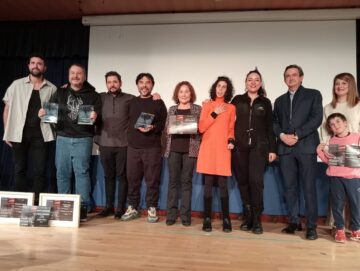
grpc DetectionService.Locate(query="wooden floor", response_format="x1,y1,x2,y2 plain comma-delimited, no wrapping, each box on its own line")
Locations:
0,215,359,271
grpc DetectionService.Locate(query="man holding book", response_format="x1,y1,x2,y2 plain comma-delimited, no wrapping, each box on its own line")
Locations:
2,54,56,204
121,73,167,223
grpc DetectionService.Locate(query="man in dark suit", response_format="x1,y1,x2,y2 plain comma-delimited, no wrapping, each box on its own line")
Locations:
273,64,323,240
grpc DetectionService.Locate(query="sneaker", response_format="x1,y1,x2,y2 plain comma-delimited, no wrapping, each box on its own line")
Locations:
147,207,159,223
121,206,140,221
334,229,346,243
350,230,360,241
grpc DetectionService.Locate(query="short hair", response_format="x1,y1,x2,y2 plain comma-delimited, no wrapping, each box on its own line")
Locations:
29,53,46,65
136,73,155,86
105,71,121,82
326,112,347,135
209,76,234,103
172,81,196,104
283,64,304,78
245,68,266,97
330,72,359,108
69,63,87,74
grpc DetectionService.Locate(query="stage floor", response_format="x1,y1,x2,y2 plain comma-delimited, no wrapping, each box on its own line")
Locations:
0,215,359,271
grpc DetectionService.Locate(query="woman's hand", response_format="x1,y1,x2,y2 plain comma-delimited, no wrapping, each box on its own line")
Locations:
227,143,234,150
214,103,226,115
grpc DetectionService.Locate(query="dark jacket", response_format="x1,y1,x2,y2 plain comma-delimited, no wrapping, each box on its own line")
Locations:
273,85,323,155
231,93,276,153
95,91,135,147
51,81,102,138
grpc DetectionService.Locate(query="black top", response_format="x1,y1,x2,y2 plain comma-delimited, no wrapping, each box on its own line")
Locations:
127,95,167,149
23,89,42,139
51,81,102,138
170,108,191,153
231,93,276,152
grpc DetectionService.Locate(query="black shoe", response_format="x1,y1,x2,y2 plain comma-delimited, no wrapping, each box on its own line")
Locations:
252,222,263,234
166,219,176,226
223,218,232,233
181,220,191,227
306,228,318,240
202,217,212,232
240,220,253,231
282,223,302,234
114,211,124,219
96,207,114,218
80,205,88,222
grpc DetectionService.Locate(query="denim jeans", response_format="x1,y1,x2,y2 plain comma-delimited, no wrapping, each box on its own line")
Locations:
330,177,360,231
56,136,93,207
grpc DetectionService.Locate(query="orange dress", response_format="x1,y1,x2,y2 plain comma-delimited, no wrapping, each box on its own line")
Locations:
196,97,235,176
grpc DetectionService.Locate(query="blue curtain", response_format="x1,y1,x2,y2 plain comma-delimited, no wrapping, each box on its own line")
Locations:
0,20,89,190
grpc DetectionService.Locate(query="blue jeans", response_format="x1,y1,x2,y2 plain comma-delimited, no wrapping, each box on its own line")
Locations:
330,177,360,231
56,136,93,207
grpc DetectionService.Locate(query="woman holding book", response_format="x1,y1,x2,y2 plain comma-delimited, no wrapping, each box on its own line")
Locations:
164,81,201,226
197,76,235,233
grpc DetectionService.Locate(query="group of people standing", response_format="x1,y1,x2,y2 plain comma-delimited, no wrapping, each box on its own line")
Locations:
3,54,360,243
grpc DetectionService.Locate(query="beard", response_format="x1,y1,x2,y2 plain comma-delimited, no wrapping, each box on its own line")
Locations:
30,69,43,78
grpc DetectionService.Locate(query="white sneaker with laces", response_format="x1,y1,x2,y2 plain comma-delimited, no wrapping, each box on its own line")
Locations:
147,207,159,223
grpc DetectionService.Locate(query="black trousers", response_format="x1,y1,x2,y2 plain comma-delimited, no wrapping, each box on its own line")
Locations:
99,146,128,211
166,151,196,222
11,136,48,202
127,146,162,209
279,152,318,228
232,146,267,212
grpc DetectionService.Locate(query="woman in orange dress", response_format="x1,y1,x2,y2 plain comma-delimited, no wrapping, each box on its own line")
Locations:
197,76,235,232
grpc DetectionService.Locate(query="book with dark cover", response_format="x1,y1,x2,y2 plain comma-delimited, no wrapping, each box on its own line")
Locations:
168,115,198,134
134,112,155,129
77,105,94,125
42,102,59,123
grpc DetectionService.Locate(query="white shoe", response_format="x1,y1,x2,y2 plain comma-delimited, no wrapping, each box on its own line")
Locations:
147,207,159,223
121,205,140,221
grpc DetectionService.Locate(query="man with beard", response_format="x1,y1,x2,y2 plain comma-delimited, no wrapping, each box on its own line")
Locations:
94,71,134,219
41,63,101,221
121,73,167,223
3,54,56,204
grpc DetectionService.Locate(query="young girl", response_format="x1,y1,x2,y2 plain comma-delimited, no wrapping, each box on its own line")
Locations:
317,113,360,243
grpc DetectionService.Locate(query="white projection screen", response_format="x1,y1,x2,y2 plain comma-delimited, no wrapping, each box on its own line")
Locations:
88,20,356,107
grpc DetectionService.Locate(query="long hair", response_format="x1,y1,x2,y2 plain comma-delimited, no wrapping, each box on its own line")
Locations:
330,72,359,108
209,76,234,103
245,69,266,97
172,81,196,104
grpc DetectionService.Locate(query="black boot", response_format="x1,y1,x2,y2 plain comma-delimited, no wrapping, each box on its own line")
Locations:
252,208,263,234
240,204,253,231
202,197,212,232
221,197,232,233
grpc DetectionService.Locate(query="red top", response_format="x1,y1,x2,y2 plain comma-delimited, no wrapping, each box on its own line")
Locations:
196,97,235,176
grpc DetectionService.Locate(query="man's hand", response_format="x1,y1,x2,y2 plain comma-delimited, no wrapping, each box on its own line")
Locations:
152,92,161,100
4,140,12,147
90,111,97,122
138,125,154,133
38,108,46,118
280,133,298,146
268,152,277,162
